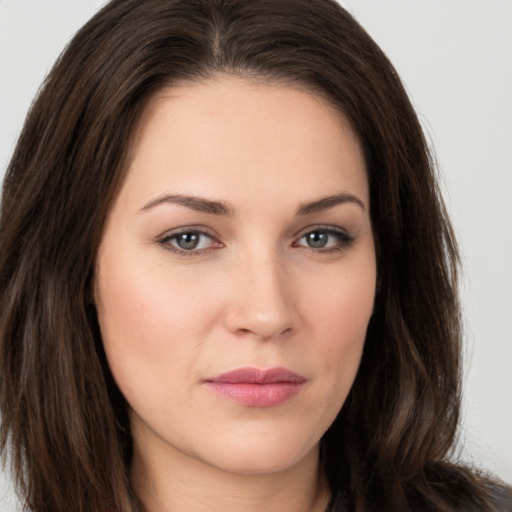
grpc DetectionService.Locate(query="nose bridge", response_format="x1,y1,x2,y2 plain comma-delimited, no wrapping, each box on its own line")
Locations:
225,244,295,339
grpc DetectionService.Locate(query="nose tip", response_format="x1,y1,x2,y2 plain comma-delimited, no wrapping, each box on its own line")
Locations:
230,312,294,340
226,312,295,341
224,262,297,341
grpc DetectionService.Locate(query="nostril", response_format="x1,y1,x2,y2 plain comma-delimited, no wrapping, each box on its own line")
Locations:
233,325,295,341
223,277,297,340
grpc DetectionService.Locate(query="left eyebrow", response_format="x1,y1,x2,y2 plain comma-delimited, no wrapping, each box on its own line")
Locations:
296,192,366,215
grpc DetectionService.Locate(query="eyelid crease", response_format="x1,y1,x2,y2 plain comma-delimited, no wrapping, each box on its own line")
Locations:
293,226,356,249
292,223,352,240
157,228,222,257
158,225,217,240
156,224,356,257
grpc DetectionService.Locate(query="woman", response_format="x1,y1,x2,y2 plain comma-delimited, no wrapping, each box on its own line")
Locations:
0,0,510,511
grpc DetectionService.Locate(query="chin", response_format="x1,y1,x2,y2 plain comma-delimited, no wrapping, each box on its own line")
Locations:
198,426,321,476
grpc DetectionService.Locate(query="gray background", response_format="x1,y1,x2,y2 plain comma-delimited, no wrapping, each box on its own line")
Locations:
1,0,511,509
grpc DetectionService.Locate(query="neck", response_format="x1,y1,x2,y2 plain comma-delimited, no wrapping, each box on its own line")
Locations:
131,441,330,512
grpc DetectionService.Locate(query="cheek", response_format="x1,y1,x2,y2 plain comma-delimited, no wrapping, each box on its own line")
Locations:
94,255,221,399
304,256,375,390
97,251,217,335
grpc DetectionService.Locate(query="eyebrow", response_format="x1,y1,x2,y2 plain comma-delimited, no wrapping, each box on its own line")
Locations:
139,194,234,216
139,191,365,216
296,192,366,215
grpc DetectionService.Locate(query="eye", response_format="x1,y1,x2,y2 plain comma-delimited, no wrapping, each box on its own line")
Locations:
159,229,221,254
294,228,354,251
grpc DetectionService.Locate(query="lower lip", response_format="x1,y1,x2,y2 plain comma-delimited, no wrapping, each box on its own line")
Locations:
205,382,304,407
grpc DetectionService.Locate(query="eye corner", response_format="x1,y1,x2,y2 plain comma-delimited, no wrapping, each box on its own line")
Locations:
293,226,356,252
157,227,223,257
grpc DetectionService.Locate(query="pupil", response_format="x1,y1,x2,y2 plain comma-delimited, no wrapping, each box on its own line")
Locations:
177,233,199,250
307,232,327,248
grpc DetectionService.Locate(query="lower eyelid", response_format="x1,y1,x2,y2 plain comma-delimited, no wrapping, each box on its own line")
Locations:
295,228,354,247
157,228,220,253
157,227,354,254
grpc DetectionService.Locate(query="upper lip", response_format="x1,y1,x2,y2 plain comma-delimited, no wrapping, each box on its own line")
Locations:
204,367,306,384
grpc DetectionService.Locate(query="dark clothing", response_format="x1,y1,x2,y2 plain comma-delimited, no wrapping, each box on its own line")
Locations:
325,482,512,511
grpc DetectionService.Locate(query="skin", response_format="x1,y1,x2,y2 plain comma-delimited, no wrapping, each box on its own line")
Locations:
94,75,376,512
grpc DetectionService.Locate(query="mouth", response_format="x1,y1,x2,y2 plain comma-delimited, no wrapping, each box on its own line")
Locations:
203,367,306,407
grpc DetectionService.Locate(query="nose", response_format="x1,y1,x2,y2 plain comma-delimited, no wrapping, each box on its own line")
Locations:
224,251,297,341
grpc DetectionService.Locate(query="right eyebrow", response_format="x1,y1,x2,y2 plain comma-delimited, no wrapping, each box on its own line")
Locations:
138,193,235,216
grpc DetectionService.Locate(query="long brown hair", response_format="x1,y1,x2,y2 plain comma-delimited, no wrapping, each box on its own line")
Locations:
0,1,508,511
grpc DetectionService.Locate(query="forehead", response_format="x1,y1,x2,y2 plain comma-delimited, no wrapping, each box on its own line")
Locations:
121,75,368,211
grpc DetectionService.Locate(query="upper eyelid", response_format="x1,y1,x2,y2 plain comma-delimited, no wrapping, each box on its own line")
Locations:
158,225,217,240
293,224,351,239
157,228,220,254
293,226,356,251
157,224,351,239
157,229,221,257
156,224,354,248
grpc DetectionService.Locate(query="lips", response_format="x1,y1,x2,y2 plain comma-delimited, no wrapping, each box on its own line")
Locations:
203,367,306,407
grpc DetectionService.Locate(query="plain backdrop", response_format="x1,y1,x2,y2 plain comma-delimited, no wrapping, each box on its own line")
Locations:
1,1,511,509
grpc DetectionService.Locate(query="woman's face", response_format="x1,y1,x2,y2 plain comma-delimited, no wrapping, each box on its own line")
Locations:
95,76,376,476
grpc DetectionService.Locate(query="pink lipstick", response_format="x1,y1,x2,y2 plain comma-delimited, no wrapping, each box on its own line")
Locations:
204,367,306,407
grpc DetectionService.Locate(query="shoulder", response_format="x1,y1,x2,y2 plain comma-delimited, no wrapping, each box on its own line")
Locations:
326,469,512,511
417,463,512,512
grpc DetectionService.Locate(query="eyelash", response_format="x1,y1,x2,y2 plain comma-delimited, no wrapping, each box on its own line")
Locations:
158,228,221,257
293,227,355,253
157,226,355,257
